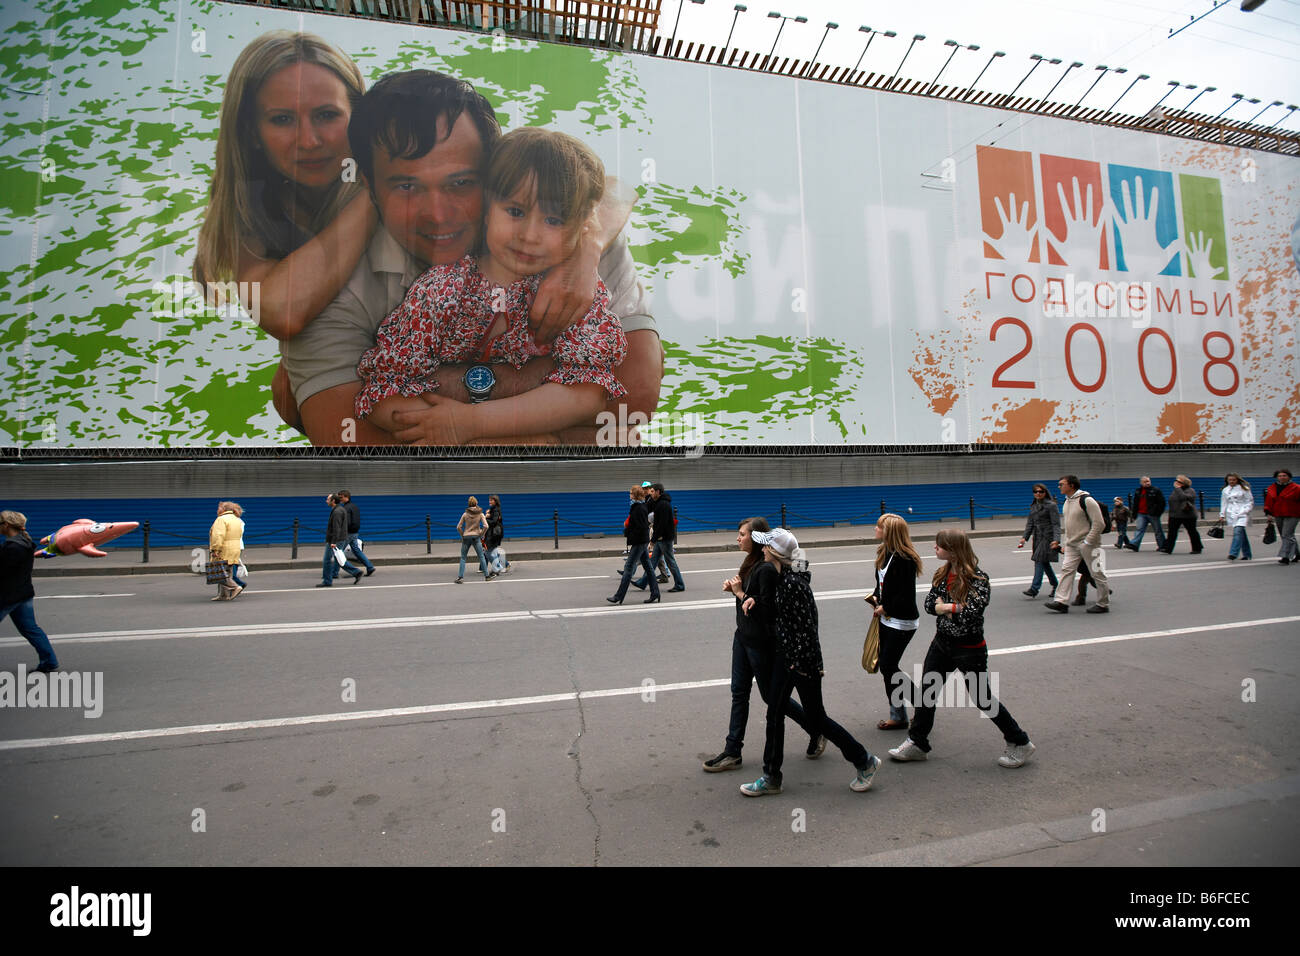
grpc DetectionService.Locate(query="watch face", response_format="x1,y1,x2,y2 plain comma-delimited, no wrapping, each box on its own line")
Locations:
465,364,496,394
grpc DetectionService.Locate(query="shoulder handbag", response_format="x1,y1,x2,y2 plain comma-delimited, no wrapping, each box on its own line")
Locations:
862,613,881,673
1263,520,1277,545
1207,519,1225,539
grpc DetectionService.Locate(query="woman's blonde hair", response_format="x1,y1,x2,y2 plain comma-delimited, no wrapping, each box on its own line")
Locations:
875,513,922,576
0,509,28,530
467,496,479,508
218,501,243,517
1225,472,1250,490
192,31,365,290
484,127,604,241
932,528,981,602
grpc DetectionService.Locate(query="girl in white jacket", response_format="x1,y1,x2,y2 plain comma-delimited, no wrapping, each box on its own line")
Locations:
1219,473,1254,561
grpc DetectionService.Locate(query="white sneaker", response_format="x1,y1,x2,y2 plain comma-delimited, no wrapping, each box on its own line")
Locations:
997,740,1037,768
888,739,928,762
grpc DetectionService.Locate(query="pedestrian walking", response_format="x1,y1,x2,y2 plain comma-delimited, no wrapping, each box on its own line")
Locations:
208,501,247,600
608,486,659,604
318,494,363,587
1045,475,1110,614
739,529,881,797
1264,469,1300,565
1111,498,1132,550
643,480,669,583
702,517,825,773
337,490,376,576
1125,476,1167,552
888,529,1036,768
484,495,510,575
1161,475,1203,554
0,510,60,672
1219,474,1254,561
867,513,922,730
632,482,684,593
1018,484,1060,599
455,496,492,582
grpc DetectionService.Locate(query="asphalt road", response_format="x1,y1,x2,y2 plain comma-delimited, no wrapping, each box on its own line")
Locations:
2,536,1298,867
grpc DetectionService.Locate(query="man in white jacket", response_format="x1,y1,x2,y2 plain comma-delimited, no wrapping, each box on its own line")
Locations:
1045,475,1111,614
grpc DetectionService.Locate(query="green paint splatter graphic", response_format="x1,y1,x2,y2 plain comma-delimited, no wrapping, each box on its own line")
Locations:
656,336,864,442
629,183,749,279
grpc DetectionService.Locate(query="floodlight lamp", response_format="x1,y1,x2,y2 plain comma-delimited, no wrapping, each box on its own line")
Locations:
734,3,747,9
1070,61,1084,68
1137,74,1150,80
993,51,1005,57
944,39,958,47
768,11,780,18
913,33,926,40
1114,67,1128,74
883,31,897,38
968,44,980,51
826,22,839,29
1048,58,1062,65
795,16,808,23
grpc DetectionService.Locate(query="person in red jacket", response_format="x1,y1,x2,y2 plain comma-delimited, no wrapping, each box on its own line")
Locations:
1264,468,1300,565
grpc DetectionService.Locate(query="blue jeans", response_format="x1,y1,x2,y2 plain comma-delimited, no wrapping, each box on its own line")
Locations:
633,538,684,590
1229,524,1252,559
725,636,816,755
1129,513,1166,551
459,537,488,578
1029,560,1058,594
1,599,58,669
763,660,872,785
345,533,374,573
230,562,247,589
611,542,658,601
323,545,362,584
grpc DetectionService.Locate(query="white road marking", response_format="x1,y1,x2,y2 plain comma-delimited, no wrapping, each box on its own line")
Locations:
1,615,1294,752
36,593,135,600
7,560,1247,647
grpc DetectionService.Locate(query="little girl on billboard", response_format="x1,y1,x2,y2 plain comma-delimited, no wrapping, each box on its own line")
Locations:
354,127,627,443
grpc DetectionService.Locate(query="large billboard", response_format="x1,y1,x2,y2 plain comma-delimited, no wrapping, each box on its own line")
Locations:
2,0,1298,448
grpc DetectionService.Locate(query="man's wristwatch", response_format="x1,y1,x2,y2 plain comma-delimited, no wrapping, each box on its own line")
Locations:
463,364,496,403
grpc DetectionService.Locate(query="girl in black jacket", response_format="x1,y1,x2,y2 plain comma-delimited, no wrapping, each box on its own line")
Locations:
889,529,1036,769
0,510,60,672
867,514,922,730
739,528,880,797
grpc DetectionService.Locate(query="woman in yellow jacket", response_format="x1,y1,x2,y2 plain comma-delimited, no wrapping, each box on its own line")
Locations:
209,501,247,600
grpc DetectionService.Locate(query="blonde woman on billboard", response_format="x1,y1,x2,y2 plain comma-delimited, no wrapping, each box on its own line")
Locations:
192,31,374,421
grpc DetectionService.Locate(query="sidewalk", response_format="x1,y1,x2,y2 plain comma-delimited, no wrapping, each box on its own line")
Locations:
32,517,1034,577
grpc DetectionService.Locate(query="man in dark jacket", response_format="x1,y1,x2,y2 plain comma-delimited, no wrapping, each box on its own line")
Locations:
0,510,60,671
607,486,660,604
1126,475,1167,552
337,490,376,576
318,495,364,587
632,483,685,592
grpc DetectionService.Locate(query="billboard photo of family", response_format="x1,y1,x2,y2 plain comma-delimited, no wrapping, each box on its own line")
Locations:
2,0,1297,448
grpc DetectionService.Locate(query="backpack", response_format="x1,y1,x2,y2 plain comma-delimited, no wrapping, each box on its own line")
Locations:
1080,495,1113,534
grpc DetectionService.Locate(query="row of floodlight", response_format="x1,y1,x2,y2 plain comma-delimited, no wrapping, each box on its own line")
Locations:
663,1,1295,129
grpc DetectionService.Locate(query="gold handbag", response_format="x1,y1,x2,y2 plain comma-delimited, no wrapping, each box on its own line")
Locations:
862,611,881,673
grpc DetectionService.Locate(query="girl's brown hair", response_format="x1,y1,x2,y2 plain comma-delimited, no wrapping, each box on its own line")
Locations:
217,501,243,517
931,528,981,602
484,127,604,237
1224,472,1250,490
875,513,922,577
737,516,771,582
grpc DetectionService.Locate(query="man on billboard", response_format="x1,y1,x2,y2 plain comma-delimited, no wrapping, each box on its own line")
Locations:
279,69,660,445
